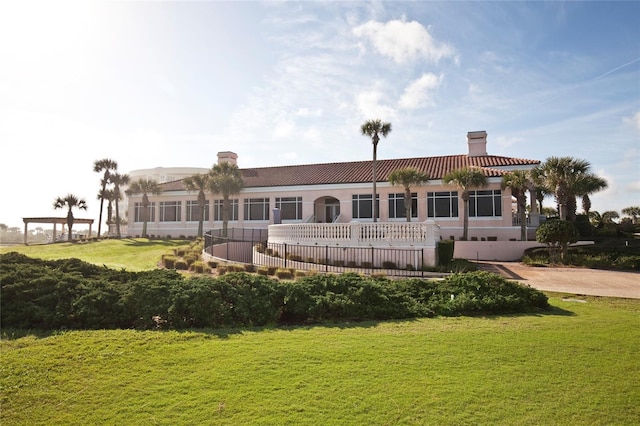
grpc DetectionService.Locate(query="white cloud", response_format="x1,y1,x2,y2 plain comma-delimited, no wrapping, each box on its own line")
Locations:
623,111,640,131
356,88,396,121
398,73,442,109
352,19,455,64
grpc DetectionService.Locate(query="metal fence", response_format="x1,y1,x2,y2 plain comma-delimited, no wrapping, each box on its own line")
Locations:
204,227,428,277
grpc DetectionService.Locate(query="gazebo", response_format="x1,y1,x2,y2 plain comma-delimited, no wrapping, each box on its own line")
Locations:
22,217,94,245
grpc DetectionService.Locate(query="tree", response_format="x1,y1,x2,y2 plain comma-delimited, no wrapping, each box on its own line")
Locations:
361,119,392,222
535,220,579,263
53,193,88,242
388,167,429,222
533,157,606,221
443,166,488,240
110,173,130,237
208,162,244,237
602,210,619,224
126,178,162,238
622,206,640,225
93,159,118,238
501,170,531,241
183,173,210,238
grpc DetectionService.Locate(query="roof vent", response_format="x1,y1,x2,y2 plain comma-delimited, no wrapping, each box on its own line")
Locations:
217,151,238,165
467,131,488,157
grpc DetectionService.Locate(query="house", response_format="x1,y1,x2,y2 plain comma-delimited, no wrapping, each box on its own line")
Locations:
125,131,542,245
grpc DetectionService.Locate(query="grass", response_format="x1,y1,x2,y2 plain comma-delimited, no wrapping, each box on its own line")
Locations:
2,295,639,425
0,238,191,271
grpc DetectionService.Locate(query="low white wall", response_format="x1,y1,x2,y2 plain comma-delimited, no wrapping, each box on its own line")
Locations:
454,241,595,261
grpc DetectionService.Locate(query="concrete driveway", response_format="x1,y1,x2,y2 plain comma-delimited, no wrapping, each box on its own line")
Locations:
478,262,640,299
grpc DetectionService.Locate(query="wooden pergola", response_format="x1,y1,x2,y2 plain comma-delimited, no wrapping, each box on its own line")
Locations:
22,217,94,245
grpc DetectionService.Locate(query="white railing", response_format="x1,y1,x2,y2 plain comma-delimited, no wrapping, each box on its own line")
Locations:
268,221,440,248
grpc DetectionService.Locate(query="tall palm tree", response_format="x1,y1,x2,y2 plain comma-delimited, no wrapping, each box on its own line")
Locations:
572,174,608,220
361,119,392,222
533,156,594,221
110,173,130,237
96,188,117,233
93,159,118,238
208,162,244,237
183,173,210,238
622,206,640,225
126,178,162,238
53,193,88,242
501,170,531,241
443,166,488,240
388,167,429,222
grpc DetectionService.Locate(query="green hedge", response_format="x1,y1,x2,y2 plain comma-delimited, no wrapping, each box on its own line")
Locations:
1,252,550,330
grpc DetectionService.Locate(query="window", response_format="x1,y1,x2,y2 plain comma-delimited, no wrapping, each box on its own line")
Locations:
134,202,156,223
243,198,270,221
187,200,210,222
427,191,459,218
352,194,379,219
275,197,303,220
469,190,502,217
388,193,418,219
159,201,181,222
213,199,238,221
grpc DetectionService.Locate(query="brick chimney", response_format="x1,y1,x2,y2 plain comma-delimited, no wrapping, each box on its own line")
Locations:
467,131,487,157
217,151,238,165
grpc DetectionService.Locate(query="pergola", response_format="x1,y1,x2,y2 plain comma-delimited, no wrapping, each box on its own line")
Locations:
22,217,94,245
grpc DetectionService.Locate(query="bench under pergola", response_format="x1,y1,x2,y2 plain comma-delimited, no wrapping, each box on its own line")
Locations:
22,217,94,245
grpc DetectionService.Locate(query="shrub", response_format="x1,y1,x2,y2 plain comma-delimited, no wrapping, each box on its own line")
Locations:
536,220,579,262
438,240,454,265
163,255,177,269
174,260,189,270
257,267,269,276
275,268,293,280
333,260,345,267
207,260,218,268
382,261,397,269
294,270,306,278
305,257,315,263
217,266,227,275
244,264,256,273
346,261,358,268
189,261,210,274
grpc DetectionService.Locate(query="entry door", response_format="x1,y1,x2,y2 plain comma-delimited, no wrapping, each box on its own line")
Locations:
325,203,340,223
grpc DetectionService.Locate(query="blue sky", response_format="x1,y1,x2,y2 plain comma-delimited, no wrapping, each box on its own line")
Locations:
1,1,638,228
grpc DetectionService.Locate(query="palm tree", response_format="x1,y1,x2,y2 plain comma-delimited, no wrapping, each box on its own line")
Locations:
53,193,88,242
533,156,604,221
183,173,210,238
93,159,118,238
110,173,130,237
570,173,607,221
443,166,488,240
96,188,117,234
126,178,162,238
622,206,640,225
602,210,619,224
501,170,531,241
361,119,392,222
388,167,429,222
208,162,244,237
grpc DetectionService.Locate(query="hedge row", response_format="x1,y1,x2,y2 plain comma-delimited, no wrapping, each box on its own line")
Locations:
1,252,550,330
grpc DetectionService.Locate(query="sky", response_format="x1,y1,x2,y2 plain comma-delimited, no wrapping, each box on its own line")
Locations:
1,0,639,229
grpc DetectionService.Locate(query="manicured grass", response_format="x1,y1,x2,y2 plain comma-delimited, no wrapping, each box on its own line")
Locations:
2,295,639,425
0,239,190,271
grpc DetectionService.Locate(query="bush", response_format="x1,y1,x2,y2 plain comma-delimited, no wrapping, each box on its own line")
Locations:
174,260,188,270
275,268,293,280
1,253,551,330
382,261,397,269
438,240,454,265
163,255,177,269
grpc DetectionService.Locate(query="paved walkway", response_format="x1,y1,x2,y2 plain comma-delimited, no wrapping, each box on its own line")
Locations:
478,262,640,299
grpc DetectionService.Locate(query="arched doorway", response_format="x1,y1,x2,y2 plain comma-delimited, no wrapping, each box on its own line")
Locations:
314,196,341,223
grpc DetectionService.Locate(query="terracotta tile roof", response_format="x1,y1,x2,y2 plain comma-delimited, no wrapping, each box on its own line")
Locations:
160,154,539,191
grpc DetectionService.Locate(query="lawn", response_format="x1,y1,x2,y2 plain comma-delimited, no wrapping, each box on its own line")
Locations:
2,295,639,425
0,238,191,271
2,239,639,424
